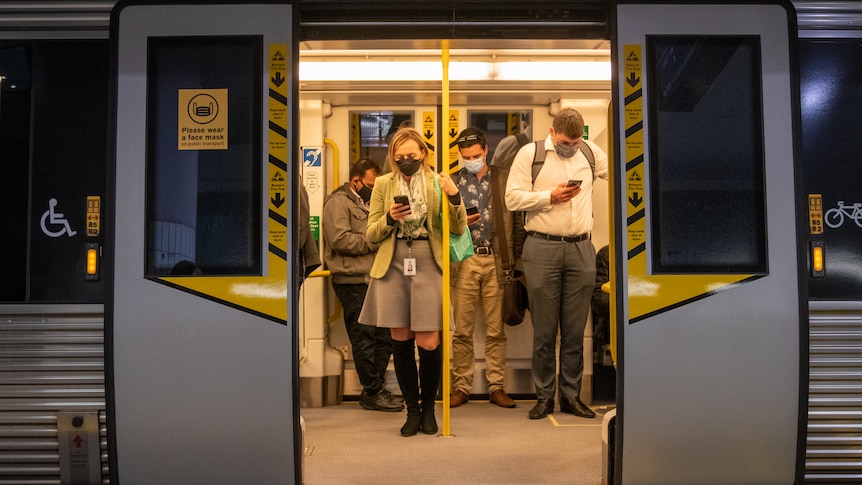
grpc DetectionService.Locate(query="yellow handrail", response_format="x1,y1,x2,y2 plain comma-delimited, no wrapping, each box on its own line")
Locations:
324,137,340,190
440,39,453,438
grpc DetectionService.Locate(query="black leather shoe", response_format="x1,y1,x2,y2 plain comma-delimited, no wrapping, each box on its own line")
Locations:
528,399,554,419
560,397,596,418
360,389,404,412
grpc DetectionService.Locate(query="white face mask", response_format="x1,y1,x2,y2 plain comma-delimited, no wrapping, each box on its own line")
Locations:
463,157,485,174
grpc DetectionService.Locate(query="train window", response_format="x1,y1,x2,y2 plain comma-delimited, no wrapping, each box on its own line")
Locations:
349,111,414,172
466,110,533,162
646,35,767,274
0,45,31,301
145,36,262,277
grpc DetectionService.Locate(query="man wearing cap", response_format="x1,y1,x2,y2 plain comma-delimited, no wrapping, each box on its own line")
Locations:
448,127,523,409
504,108,609,420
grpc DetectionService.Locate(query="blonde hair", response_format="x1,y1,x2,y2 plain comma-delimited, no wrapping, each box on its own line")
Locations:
388,128,430,175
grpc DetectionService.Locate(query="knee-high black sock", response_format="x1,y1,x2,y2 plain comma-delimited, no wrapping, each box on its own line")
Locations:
392,338,419,415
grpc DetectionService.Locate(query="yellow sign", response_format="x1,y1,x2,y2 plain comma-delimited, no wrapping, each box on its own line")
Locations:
447,110,459,173
808,194,824,235
508,112,521,136
178,89,228,150
86,196,100,237
421,111,436,164
624,45,646,256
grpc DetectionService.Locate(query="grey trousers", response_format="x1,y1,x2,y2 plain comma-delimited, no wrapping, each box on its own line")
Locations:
521,236,596,400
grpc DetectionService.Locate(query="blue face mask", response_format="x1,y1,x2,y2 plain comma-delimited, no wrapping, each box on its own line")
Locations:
463,157,485,174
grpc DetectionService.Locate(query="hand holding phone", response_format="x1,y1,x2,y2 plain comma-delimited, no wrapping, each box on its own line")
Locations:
393,195,410,208
567,180,582,189
466,206,479,215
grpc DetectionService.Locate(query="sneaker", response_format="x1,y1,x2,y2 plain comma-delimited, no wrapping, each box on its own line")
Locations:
360,389,404,412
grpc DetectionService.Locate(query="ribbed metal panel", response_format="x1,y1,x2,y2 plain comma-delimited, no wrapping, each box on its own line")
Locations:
807,303,862,482
0,305,108,484
795,1,862,36
0,1,856,40
0,1,115,39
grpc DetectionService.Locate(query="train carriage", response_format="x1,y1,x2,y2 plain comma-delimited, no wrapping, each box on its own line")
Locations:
1,1,861,483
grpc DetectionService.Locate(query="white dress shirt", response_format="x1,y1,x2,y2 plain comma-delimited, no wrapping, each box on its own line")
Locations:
505,134,608,236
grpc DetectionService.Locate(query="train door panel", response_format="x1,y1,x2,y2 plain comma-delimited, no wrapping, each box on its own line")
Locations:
614,3,805,485
109,3,300,484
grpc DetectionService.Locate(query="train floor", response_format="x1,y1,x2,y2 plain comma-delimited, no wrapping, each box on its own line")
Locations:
301,393,616,484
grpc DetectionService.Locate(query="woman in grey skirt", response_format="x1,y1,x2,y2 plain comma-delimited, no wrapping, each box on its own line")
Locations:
359,128,468,437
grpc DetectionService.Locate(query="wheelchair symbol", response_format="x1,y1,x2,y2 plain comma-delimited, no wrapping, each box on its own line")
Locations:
40,198,77,238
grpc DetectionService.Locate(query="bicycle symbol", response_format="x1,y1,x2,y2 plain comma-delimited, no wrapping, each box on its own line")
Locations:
824,200,862,229
40,198,77,238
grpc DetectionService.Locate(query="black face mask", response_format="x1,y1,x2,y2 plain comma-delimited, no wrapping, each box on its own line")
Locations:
396,158,422,176
356,183,373,204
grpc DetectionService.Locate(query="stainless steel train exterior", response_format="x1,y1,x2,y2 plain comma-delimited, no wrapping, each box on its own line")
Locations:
0,1,861,483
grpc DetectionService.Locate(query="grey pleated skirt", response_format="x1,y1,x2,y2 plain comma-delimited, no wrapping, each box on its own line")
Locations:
359,237,443,331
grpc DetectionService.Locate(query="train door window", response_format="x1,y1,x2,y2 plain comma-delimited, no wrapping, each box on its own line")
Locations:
145,37,262,277
646,35,767,274
0,45,30,301
466,110,533,162
349,110,414,171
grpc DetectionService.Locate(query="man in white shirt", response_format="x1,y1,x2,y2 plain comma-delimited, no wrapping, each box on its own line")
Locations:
504,107,609,420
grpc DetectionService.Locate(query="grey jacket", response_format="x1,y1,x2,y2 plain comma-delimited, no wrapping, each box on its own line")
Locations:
452,165,525,284
322,183,379,284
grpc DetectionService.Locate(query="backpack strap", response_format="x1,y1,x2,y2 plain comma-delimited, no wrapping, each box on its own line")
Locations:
530,140,596,186
530,141,545,186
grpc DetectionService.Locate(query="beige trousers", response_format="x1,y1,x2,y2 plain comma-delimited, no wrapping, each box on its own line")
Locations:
451,253,507,394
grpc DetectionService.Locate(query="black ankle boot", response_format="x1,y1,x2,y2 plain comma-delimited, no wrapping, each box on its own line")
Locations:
401,413,422,437
392,338,421,437
418,345,441,435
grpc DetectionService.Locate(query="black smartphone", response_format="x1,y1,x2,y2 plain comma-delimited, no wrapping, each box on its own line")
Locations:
567,180,582,188
466,206,479,215
393,195,410,207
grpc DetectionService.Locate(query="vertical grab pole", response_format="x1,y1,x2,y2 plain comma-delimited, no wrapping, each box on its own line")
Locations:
440,39,452,438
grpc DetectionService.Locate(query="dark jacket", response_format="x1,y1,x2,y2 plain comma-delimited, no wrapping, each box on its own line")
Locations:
322,183,379,284
299,183,321,282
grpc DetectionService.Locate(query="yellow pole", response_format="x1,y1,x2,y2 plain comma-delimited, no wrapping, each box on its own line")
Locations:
606,102,618,367
440,39,452,438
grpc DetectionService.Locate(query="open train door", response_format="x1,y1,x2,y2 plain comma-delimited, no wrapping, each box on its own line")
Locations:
108,2,301,483
612,2,807,484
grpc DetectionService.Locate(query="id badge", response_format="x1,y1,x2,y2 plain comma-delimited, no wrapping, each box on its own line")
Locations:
403,258,416,276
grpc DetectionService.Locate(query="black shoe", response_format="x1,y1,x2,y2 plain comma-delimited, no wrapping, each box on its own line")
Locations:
528,399,554,419
560,397,596,418
360,389,404,412
401,414,422,437
420,407,437,435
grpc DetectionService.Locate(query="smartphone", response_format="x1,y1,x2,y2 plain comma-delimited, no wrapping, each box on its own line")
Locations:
393,195,410,207
466,206,479,215
567,180,582,188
